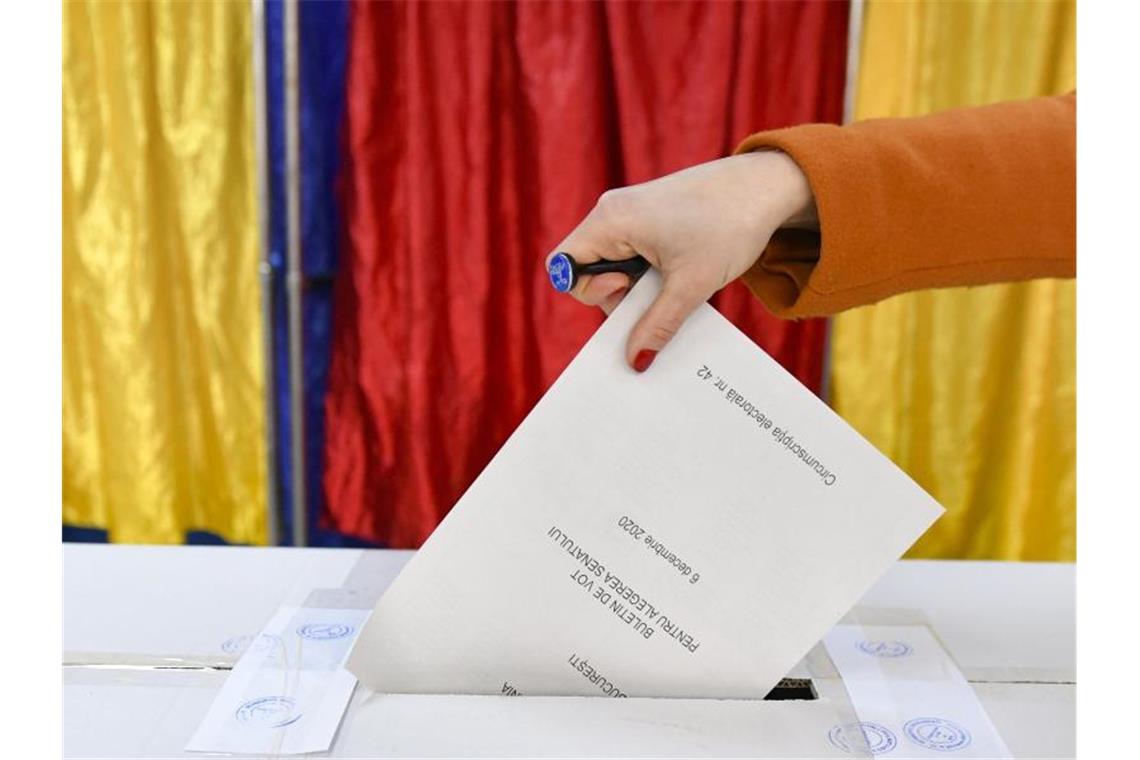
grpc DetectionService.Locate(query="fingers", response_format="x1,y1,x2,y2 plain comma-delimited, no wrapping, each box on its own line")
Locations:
545,190,641,303
598,287,629,316
625,274,711,373
579,271,631,307
547,188,710,373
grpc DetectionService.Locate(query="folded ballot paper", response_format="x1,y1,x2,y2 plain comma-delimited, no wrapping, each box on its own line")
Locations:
347,270,943,700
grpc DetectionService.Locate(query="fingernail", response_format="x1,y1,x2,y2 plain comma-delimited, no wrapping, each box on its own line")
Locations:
632,349,658,373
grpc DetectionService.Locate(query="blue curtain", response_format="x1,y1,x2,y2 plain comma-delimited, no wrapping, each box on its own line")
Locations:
266,0,378,547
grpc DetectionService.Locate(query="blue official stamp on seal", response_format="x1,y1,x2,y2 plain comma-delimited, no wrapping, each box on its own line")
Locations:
904,717,972,751
221,635,252,654
221,633,284,657
827,721,898,755
235,696,302,728
856,639,913,658
297,622,355,640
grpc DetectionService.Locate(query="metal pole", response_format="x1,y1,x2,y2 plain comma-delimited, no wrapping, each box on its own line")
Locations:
284,0,308,546
250,0,279,546
822,0,866,406
842,0,865,127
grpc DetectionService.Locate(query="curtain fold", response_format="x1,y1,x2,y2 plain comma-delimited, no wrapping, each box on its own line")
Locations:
831,0,1076,560
63,0,266,544
324,0,847,548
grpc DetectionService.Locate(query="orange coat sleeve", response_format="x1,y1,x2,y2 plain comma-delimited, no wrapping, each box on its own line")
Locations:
734,93,1075,318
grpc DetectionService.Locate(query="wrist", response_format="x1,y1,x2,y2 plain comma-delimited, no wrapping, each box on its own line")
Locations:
737,149,818,231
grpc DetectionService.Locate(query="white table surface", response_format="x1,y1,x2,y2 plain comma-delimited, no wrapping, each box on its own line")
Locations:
63,546,1074,758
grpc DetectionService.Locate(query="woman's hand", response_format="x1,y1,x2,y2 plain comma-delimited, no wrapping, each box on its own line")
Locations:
546,150,816,372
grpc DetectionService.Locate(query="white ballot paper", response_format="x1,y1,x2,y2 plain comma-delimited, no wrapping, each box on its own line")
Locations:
347,271,944,699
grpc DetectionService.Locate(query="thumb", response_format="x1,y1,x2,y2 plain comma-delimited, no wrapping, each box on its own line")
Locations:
625,274,710,373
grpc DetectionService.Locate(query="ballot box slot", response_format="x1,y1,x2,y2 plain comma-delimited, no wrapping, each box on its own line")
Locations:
763,677,817,701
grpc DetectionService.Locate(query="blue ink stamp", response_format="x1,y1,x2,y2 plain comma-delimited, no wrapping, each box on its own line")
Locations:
904,717,972,751
857,639,913,658
297,622,355,640
235,696,301,728
256,633,284,649
223,634,284,666
827,722,898,755
222,633,283,656
221,635,252,654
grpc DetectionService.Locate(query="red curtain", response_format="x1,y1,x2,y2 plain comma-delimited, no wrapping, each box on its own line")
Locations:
325,0,848,547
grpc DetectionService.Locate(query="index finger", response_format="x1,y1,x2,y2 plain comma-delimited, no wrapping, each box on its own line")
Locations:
545,200,640,303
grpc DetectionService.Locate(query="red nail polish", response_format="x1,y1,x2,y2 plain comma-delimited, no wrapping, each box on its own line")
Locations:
633,349,658,373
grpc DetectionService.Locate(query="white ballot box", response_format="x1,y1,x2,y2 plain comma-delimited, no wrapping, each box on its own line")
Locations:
63,545,1074,758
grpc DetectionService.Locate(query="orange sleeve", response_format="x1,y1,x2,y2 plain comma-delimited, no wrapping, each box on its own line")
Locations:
733,93,1075,318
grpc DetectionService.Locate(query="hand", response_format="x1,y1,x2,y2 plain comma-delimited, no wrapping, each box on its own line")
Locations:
546,151,816,372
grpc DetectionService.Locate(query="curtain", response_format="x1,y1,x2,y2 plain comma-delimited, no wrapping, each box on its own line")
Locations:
323,0,847,548
63,1,266,544
831,0,1076,560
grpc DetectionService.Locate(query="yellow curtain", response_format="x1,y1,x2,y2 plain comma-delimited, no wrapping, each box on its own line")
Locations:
832,0,1075,560
63,1,266,544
